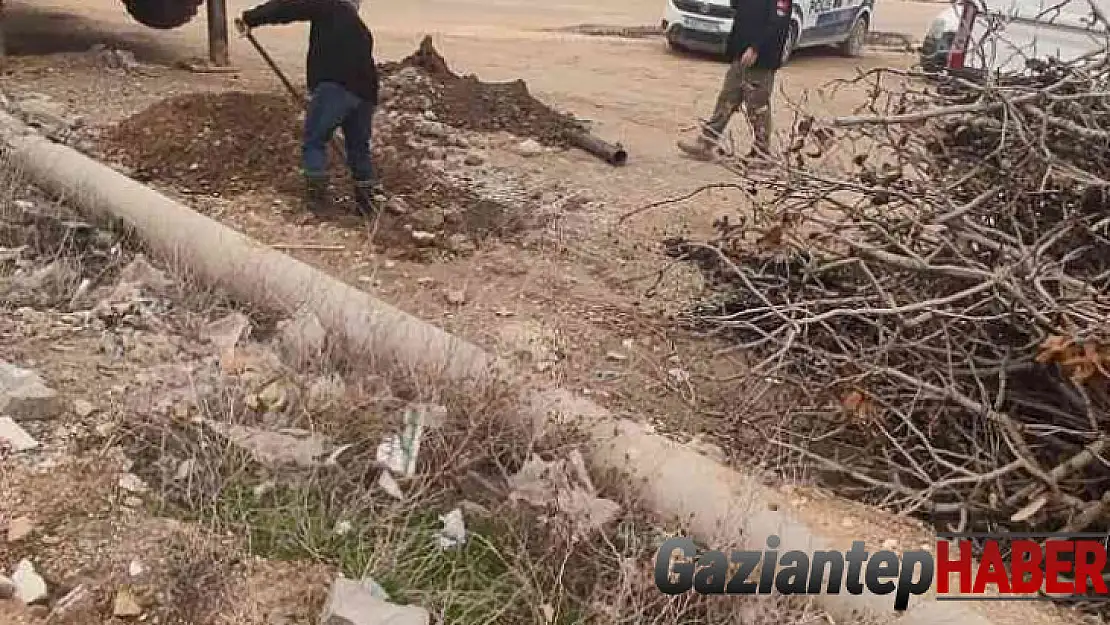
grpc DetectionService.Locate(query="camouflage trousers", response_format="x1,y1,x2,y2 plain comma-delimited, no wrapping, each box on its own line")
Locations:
702,61,776,152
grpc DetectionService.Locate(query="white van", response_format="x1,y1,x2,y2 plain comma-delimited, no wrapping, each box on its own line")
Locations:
661,0,875,64
920,0,1109,75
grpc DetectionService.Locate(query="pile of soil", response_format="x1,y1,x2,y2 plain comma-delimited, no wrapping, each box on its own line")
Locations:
382,36,582,147
99,91,307,196
98,91,523,246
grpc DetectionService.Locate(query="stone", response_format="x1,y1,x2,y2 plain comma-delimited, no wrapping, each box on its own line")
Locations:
118,473,149,494
411,206,445,231
11,559,47,605
258,380,292,412
0,575,14,600
18,97,71,130
444,234,476,254
51,584,96,620
0,417,39,451
113,586,143,617
201,312,251,350
319,577,430,625
425,146,447,161
73,399,95,418
7,516,33,542
129,560,145,578
0,361,60,421
210,422,330,468
514,139,544,158
444,289,467,306
463,152,485,166
414,119,448,139
410,231,437,246
385,197,410,215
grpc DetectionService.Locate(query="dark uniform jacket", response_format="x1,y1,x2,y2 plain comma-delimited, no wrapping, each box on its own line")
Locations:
726,0,792,70
242,0,379,104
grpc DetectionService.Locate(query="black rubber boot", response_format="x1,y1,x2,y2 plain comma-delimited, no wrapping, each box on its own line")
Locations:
353,179,382,216
304,175,331,215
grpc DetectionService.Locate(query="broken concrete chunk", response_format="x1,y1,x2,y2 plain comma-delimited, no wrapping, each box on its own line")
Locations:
118,473,149,494
0,361,60,421
11,559,48,605
209,421,330,468
73,399,95,418
7,516,33,543
51,584,95,620
514,138,544,157
508,450,620,534
201,312,251,350
113,585,143,617
0,416,39,451
320,577,430,625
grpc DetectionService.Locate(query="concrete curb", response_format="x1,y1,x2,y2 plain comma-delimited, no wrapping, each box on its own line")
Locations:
0,110,1082,625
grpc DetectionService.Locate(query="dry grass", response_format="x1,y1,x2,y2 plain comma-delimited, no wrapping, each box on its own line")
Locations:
0,148,876,624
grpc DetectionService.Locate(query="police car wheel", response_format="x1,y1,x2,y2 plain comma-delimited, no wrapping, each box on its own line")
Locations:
840,17,868,57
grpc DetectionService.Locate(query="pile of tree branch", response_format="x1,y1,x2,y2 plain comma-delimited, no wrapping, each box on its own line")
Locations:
667,36,1110,535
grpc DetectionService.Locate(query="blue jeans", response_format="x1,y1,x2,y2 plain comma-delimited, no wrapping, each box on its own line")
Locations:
302,81,375,182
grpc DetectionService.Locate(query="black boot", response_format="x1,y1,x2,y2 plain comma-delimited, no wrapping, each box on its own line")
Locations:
353,179,382,216
304,175,332,215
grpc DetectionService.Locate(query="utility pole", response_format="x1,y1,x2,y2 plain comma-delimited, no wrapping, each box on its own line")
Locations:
207,0,230,67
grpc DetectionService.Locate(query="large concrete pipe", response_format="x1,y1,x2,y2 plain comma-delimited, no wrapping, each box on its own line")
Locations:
0,111,1081,625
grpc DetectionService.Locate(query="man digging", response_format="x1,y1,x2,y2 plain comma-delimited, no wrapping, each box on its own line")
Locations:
676,0,791,163
237,0,381,216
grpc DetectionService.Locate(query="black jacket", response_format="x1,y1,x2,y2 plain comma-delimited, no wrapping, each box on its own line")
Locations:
242,0,379,104
726,0,792,70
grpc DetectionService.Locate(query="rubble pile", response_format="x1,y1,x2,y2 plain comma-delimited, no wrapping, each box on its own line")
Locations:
382,36,581,147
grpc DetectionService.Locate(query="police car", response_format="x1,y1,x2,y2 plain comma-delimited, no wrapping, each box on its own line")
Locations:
661,0,874,63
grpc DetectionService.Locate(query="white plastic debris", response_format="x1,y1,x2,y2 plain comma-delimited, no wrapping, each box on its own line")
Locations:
436,508,467,549
11,559,47,605
374,405,431,478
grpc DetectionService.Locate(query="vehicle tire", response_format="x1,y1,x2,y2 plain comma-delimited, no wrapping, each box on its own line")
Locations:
839,15,868,57
123,0,202,29
780,21,798,66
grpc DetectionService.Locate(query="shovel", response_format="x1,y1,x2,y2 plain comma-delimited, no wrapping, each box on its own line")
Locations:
235,18,347,161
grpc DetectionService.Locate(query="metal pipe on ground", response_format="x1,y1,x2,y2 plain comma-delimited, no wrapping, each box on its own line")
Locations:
0,110,1082,625
567,128,627,166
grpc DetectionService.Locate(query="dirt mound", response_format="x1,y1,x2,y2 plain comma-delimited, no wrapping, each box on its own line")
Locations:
98,90,525,251
100,91,305,195
382,36,581,146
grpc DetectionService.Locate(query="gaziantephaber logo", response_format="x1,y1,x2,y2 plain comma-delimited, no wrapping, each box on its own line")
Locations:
655,533,1110,610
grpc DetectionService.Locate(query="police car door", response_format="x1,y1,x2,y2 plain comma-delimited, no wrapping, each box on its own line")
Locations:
802,0,862,42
